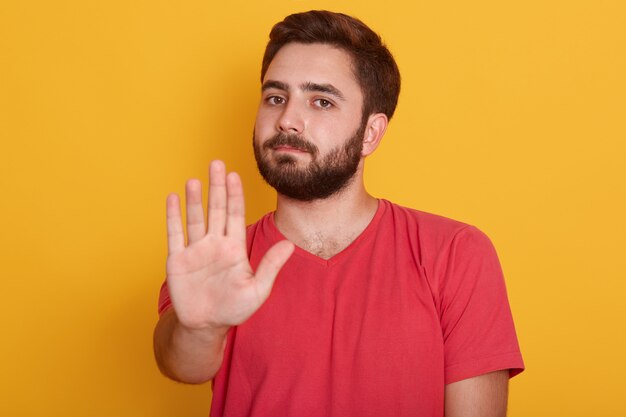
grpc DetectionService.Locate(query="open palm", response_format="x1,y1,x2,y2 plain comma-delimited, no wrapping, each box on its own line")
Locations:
165,161,294,331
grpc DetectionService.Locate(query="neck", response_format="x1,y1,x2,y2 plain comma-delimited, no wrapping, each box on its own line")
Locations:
273,170,378,259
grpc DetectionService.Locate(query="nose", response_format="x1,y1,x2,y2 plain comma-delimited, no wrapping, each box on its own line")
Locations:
276,101,304,134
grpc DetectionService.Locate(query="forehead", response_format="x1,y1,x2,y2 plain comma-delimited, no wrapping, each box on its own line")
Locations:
263,43,361,98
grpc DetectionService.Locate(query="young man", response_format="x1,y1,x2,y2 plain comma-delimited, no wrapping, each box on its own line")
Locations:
154,10,524,417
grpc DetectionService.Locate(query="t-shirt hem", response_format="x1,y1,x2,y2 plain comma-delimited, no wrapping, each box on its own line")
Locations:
445,351,525,384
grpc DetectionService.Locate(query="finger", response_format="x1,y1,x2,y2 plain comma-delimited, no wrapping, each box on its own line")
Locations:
254,240,295,298
207,160,227,235
226,172,246,242
185,179,206,244
166,193,185,255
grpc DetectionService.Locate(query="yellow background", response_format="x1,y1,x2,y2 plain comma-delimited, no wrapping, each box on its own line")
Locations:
1,0,624,415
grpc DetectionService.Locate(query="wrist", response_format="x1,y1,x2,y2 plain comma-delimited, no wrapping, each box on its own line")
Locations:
174,315,230,344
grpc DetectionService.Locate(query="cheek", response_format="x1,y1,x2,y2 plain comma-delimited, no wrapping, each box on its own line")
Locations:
309,117,353,148
254,109,275,137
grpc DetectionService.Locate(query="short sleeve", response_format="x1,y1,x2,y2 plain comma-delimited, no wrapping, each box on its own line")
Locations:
439,226,524,384
157,280,173,316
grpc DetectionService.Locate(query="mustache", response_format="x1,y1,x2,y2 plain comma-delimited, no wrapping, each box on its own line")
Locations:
263,133,318,155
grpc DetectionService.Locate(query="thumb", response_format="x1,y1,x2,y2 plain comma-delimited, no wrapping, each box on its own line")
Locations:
254,240,295,297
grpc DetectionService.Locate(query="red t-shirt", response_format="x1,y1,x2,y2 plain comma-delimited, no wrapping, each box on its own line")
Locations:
158,200,524,416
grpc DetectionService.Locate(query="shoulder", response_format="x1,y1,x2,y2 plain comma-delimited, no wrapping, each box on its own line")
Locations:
379,200,498,269
245,212,277,253
246,212,274,236
380,199,483,244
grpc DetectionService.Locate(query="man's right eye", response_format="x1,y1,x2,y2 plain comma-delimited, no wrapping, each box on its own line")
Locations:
266,96,285,105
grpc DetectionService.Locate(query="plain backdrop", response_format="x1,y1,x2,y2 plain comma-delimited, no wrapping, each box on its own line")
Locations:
1,1,625,416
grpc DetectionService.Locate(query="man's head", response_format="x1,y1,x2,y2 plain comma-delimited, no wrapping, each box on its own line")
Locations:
253,11,400,201
261,10,401,122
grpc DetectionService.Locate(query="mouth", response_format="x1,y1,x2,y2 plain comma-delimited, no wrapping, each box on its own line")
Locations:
272,145,310,154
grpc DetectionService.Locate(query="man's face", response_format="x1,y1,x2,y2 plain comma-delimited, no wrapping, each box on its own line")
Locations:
253,42,366,201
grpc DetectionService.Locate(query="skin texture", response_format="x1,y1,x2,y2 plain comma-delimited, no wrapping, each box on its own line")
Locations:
254,43,367,166
153,42,511,414
445,370,510,417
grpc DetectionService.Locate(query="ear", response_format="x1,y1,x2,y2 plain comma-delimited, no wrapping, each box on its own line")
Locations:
361,113,388,157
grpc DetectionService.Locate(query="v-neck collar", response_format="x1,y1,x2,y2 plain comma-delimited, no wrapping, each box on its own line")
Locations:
265,199,387,267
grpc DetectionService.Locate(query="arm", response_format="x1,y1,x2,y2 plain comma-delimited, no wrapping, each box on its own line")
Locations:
153,308,228,384
444,370,510,417
153,160,294,384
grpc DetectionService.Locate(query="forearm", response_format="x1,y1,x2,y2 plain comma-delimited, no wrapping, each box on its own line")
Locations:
153,308,229,384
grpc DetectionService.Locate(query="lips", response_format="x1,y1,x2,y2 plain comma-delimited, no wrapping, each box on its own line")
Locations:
273,144,308,153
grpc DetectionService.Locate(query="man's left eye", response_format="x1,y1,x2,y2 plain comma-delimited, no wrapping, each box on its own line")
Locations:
314,99,333,109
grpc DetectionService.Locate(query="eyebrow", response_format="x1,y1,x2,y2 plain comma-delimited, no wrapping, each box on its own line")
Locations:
301,82,346,101
262,80,346,101
262,80,289,92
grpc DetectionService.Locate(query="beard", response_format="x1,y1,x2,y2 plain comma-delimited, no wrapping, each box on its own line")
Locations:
253,123,365,201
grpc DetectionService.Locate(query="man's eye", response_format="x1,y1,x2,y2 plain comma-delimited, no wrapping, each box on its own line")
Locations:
314,99,333,109
267,96,285,105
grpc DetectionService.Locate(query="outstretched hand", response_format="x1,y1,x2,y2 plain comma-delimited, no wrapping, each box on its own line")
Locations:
165,160,294,332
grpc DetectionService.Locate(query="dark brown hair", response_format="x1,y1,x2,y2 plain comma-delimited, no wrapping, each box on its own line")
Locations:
261,10,401,120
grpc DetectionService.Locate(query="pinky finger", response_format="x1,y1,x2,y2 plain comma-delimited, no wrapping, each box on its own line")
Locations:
166,193,185,255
